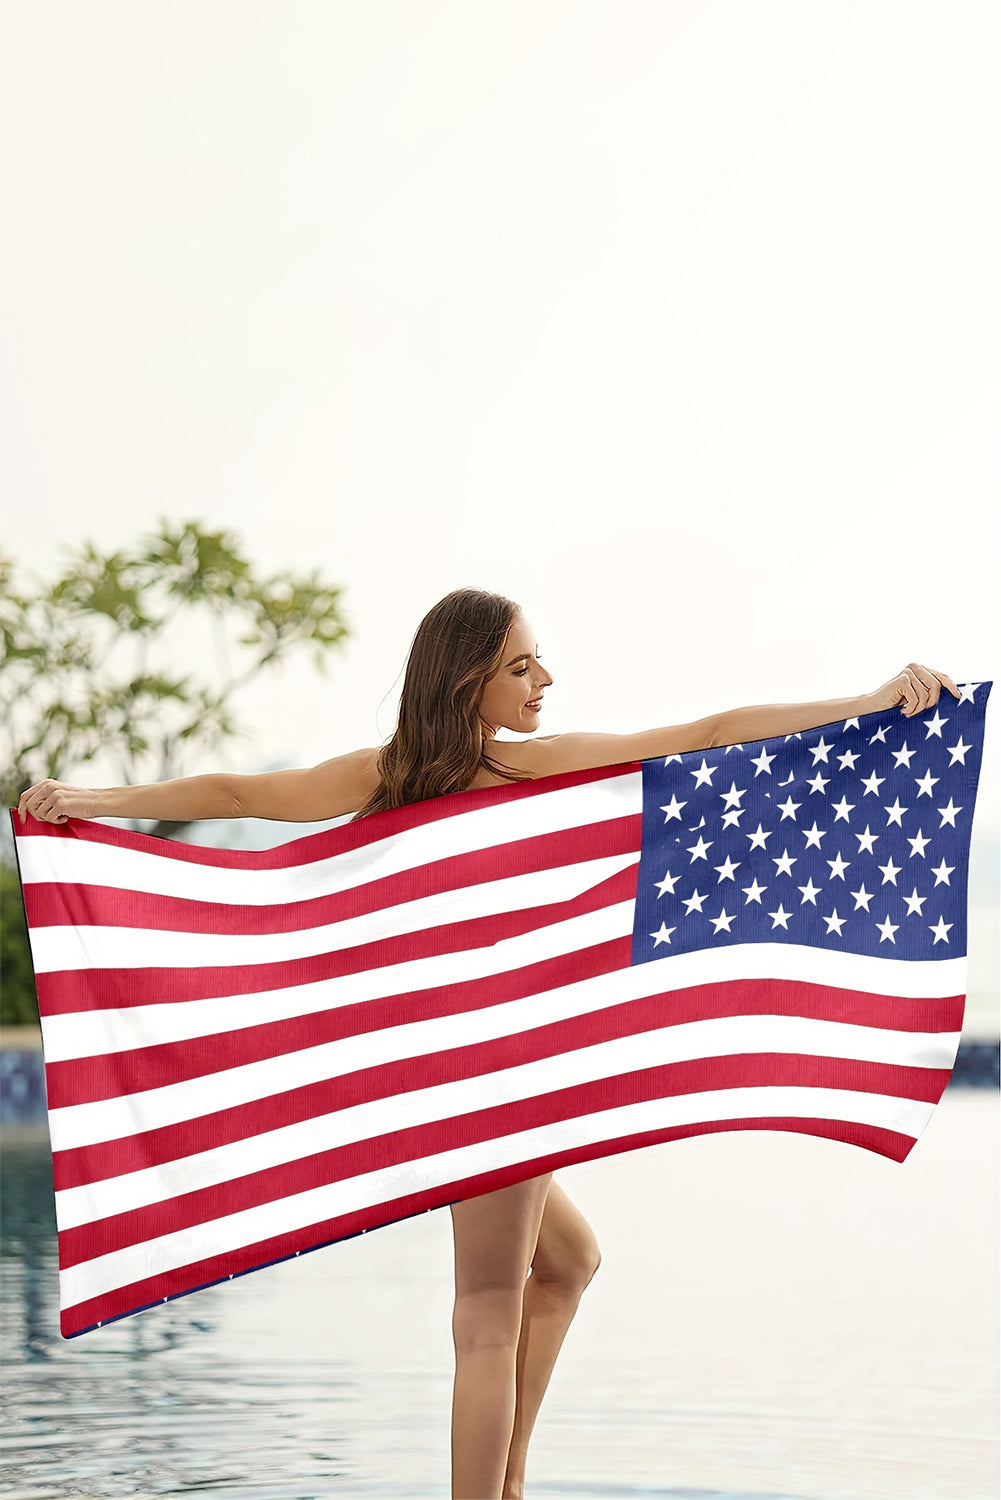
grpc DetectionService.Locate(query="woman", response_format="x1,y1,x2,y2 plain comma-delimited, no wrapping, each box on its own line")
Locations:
18,587,960,1500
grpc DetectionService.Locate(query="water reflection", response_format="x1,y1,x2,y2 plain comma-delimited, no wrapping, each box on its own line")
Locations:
3,1098,998,1500
1,1133,364,1498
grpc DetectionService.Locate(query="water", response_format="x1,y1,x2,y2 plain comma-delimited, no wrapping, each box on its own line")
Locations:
2,1093,998,1500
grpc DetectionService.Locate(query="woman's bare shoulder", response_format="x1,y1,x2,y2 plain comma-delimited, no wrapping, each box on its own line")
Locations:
500,718,720,779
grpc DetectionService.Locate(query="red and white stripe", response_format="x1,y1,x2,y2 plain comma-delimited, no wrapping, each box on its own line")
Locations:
11,762,964,1338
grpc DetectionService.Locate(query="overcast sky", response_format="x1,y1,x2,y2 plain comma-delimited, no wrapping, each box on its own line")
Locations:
2,2,998,1022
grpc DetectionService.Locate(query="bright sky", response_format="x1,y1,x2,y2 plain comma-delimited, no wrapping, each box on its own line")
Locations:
2,2,998,1022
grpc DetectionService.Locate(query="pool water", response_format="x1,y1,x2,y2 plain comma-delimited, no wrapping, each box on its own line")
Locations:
2,1092,998,1500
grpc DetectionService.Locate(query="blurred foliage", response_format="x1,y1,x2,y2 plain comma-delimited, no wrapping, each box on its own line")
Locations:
1,517,349,817
1,860,37,1027
0,518,350,1025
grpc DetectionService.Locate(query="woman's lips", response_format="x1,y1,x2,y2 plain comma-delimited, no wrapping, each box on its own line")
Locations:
525,699,542,710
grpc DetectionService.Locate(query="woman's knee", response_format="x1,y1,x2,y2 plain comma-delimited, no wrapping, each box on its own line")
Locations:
451,1285,525,1356
581,1237,601,1285
530,1181,602,1294
554,1235,601,1293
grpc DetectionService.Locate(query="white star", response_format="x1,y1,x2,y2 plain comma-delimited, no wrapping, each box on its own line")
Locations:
683,888,708,915
914,770,939,798
931,859,954,887
850,883,874,912
810,735,833,765
831,796,856,823
661,795,687,822
714,855,741,883
777,795,801,821
892,741,916,769
721,808,745,829
827,851,851,881
902,887,926,916
869,725,888,744
878,857,901,886
823,908,847,936
691,758,718,788
957,682,980,704
723,742,745,754
742,878,767,904
687,835,713,861
720,781,746,809
947,736,971,766
855,824,878,854
751,746,776,776
777,770,796,786
772,848,797,877
688,816,706,831
929,916,953,945
923,708,948,738
746,824,771,850
807,771,830,794
651,922,676,947
663,753,683,765
876,914,899,944
907,828,930,858
784,733,802,741
710,907,736,934
655,869,681,897
842,717,860,732
937,799,962,829
837,750,860,771
797,878,821,905
768,903,792,930
860,770,885,796
803,821,826,850
884,798,908,828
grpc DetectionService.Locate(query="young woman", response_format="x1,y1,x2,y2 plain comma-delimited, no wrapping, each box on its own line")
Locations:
17,587,960,1500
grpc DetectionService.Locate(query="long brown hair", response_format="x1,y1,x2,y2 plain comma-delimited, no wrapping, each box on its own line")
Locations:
352,588,535,820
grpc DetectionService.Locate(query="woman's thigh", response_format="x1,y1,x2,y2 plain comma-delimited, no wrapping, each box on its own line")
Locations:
449,1172,554,1300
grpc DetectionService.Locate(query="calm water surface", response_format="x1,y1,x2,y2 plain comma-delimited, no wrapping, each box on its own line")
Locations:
2,1093,998,1500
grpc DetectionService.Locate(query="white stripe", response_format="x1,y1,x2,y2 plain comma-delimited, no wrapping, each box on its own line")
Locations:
42,938,967,1064
28,852,637,974
16,773,642,904
60,1082,935,1310
43,899,635,1064
54,1010,960,1230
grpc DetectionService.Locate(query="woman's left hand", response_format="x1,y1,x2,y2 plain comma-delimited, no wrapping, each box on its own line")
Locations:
869,663,961,717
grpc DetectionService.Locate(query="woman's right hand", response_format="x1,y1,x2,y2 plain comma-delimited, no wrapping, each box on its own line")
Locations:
17,780,100,825
868,662,960,717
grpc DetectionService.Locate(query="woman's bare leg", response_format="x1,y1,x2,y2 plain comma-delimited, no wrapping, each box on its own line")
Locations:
449,1172,553,1500
501,1178,601,1500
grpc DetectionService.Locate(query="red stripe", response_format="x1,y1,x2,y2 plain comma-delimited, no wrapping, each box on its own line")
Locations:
14,761,641,869
45,969,966,1109
50,977,963,1187
23,816,643,933
46,937,627,1109
35,863,638,1016
59,1110,917,1337
56,1049,949,1270
50,938,628,1188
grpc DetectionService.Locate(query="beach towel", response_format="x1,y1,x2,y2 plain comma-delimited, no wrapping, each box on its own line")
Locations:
9,683,992,1337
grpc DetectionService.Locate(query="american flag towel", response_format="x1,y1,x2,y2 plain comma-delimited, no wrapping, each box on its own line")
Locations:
9,684,992,1338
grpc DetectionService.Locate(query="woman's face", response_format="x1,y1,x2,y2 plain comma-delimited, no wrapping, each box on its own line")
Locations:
478,612,554,737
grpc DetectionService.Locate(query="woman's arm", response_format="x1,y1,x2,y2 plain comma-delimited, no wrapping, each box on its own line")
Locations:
711,690,880,746
517,663,960,778
229,747,380,821
16,747,382,826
